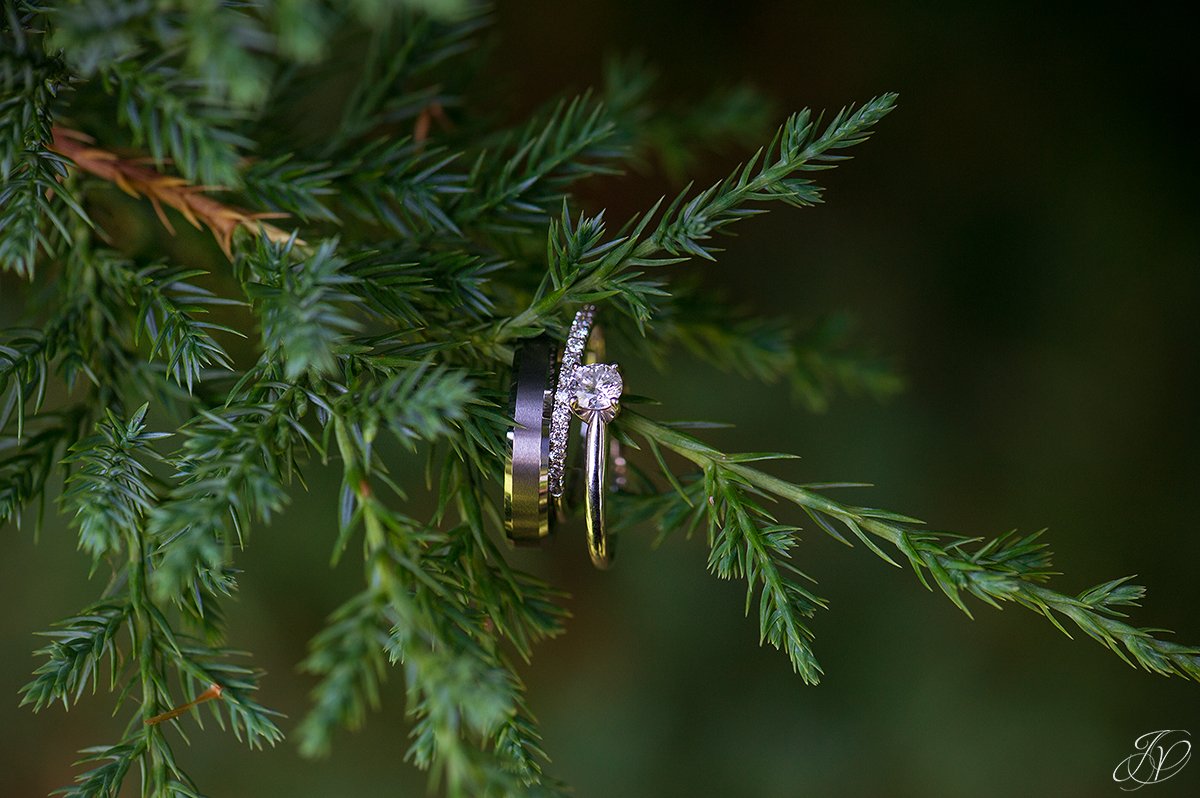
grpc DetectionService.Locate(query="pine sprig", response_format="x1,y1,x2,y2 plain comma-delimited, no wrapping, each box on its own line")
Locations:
499,94,898,336
621,410,1200,684
300,408,562,797
649,97,897,259
148,380,316,606
337,138,467,236
0,149,87,278
1,0,89,278
130,265,242,391
59,404,169,562
104,59,251,186
297,590,391,758
1,1,57,177
21,600,130,712
239,237,363,381
0,327,54,437
88,254,243,392
453,93,624,230
333,363,474,452
240,154,342,222
55,740,143,798
22,406,282,796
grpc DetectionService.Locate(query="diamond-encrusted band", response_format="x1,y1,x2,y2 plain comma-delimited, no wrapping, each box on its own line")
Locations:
548,304,595,497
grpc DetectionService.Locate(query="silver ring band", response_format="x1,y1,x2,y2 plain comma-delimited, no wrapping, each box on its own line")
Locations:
581,409,614,568
504,338,554,544
570,363,624,569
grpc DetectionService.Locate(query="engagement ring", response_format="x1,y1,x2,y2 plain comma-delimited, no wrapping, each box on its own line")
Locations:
570,362,623,569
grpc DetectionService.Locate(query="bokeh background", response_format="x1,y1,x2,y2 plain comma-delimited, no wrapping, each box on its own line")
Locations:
4,2,1199,796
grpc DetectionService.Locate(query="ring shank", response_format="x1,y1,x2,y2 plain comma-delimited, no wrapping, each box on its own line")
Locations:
583,413,613,568
505,338,554,543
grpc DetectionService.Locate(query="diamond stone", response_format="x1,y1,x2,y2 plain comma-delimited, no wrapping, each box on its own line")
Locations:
572,364,623,411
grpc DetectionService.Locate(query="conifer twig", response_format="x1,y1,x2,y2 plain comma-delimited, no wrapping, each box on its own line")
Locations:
621,410,1200,684
496,93,899,341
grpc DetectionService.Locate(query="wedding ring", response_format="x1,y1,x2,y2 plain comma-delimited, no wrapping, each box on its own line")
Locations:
548,305,595,499
544,305,625,567
569,362,623,569
554,310,627,514
576,321,627,492
504,337,555,544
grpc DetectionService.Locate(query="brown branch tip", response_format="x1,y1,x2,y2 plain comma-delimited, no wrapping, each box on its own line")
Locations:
50,127,297,259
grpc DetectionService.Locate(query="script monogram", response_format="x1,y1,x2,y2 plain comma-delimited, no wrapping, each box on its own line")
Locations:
1112,730,1192,791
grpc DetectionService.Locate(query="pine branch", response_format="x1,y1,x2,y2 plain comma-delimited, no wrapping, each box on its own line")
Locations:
0,326,55,438
1,0,81,246
342,244,501,325
239,236,363,381
0,148,89,278
0,247,236,462
240,154,342,222
294,356,563,794
54,740,143,798
298,395,563,797
336,138,467,236
451,93,624,231
59,405,169,563
0,8,88,279
621,410,1200,684
333,363,474,454
297,589,391,757
500,93,899,336
1,256,127,410
147,379,316,606
20,600,129,711
645,96,899,259
22,406,282,796
130,265,242,391
85,252,243,392
104,59,251,186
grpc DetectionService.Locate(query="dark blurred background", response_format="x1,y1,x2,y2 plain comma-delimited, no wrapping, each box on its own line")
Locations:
4,2,1200,796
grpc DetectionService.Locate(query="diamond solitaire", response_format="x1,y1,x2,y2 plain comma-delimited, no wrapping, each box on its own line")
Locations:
569,361,624,569
572,364,623,411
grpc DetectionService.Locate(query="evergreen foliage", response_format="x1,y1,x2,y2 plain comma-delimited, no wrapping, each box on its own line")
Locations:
1,2,1196,796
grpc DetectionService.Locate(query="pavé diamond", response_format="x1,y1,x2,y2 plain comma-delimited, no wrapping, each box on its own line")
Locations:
548,305,597,497
572,364,623,411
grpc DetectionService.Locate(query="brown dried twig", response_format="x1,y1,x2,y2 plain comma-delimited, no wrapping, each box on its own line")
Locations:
49,127,295,258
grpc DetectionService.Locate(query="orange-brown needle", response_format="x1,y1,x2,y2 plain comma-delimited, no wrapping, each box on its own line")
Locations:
144,683,224,726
